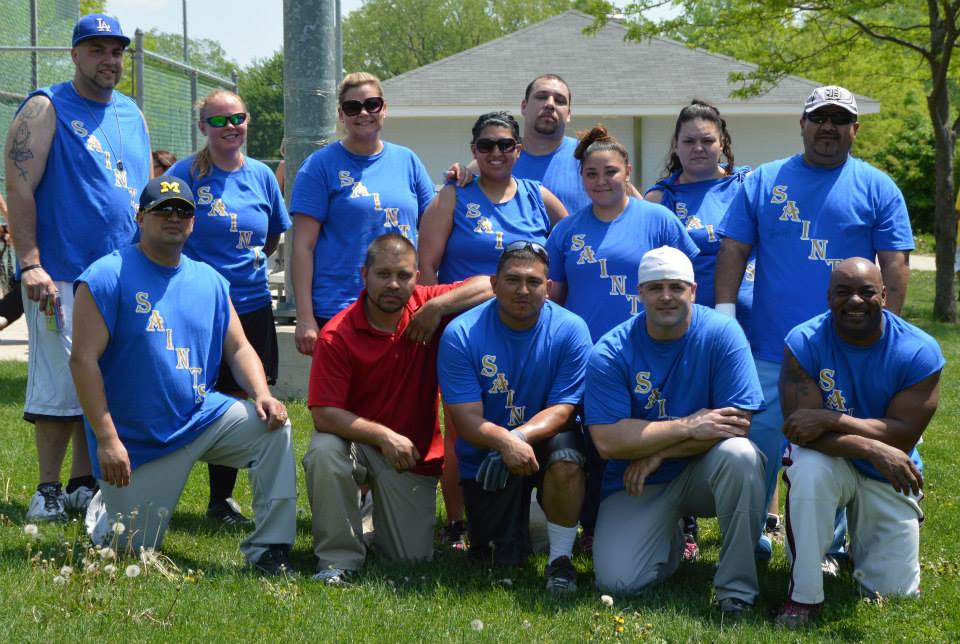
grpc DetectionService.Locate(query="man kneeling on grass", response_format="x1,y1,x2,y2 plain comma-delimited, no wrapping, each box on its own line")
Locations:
302,233,493,584
71,176,297,575
585,246,766,616
775,257,944,628
438,241,592,594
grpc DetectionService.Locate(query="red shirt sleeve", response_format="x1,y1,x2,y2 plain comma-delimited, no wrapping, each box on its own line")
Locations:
307,331,354,409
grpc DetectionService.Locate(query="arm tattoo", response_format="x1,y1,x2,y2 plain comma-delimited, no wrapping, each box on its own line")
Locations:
780,355,816,412
8,122,34,181
19,101,42,120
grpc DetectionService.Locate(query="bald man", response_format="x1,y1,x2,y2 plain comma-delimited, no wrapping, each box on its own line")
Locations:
775,258,944,628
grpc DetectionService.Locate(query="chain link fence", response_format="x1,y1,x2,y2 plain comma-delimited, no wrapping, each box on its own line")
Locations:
0,0,236,199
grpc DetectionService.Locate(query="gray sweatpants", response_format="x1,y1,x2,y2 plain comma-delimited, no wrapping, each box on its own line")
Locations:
90,401,297,564
302,431,438,571
594,436,766,603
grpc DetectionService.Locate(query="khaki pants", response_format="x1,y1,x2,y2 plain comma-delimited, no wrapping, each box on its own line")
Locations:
302,432,438,571
784,446,922,604
91,401,297,564
594,436,766,603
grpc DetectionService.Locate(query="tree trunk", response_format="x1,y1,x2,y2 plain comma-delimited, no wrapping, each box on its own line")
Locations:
928,91,957,323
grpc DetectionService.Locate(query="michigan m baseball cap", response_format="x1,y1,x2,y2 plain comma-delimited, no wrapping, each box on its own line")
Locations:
803,86,858,116
139,176,196,212
72,14,131,48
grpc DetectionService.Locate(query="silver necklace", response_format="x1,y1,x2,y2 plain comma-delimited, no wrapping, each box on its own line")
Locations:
71,82,125,172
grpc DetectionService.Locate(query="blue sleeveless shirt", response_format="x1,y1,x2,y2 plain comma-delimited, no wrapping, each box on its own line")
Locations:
24,82,150,281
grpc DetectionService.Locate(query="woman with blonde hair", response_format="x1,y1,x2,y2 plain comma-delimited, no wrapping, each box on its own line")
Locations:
290,72,434,354
168,88,291,527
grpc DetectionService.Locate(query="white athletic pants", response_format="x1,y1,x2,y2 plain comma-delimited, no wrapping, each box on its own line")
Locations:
784,446,922,604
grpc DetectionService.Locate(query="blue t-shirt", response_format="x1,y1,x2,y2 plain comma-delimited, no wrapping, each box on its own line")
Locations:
785,309,944,482
719,154,914,363
437,176,551,282
438,299,592,479
585,305,765,497
76,246,236,479
513,136,589,214
646,169,754,327
290,140,435,317
170,157,290,314
25,82,150,282
546,198,699,342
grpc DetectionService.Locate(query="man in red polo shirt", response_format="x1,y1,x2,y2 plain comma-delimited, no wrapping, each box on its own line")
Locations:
302,233,493,583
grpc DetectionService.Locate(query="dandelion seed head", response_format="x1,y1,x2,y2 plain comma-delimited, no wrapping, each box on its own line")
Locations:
99,547,116,560
104,564,117,575
124,564,141,578
60,566,73,577
522,620,531,630
23,524,38,537
470,619,483,631
53,575,65,585
157,507,170,519
600,594,614,607
112,522,126,535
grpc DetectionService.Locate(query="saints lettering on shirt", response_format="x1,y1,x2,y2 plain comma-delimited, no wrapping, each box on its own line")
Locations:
569,233,642,315
72,118,140,209
464,202,506,250
634,371,670,419
771,184,840,270
136,291,207,403
817,368,852,414
339,170,412,239
480,354,526,426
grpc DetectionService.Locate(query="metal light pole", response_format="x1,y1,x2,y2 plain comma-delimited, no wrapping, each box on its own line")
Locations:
278,0,339,320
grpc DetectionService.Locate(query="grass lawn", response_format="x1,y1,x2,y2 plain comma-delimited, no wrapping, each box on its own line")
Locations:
0,269,958,642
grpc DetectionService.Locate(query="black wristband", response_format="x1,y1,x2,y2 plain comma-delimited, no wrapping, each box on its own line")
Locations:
20,263,42,273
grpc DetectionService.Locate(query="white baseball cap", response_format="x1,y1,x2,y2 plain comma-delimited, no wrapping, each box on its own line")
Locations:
637,246,694,286
803,85,858,116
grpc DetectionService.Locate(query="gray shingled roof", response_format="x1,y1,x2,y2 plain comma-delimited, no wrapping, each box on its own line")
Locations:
382,11,878,116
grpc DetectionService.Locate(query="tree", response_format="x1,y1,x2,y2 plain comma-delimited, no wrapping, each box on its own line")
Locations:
239,51,284,159
342,0,583,80
593,1,960,321
141,28,238,79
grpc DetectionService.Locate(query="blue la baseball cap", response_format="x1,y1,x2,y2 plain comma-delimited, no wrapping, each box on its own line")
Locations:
138,176,196,212
72,14,131,48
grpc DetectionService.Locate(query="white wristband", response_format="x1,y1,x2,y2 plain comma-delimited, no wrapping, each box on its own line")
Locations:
715,303,737,318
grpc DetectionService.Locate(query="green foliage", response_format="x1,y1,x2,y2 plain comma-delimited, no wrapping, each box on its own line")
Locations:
342,0,583,80
141,28,238,79
238,52,284,160
80,0,107,15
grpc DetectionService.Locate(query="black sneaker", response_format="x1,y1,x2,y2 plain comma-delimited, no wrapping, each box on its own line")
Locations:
253,544,294,576
544,555,577,594
439,520,467,551
207,498,253,527
718,596,752,619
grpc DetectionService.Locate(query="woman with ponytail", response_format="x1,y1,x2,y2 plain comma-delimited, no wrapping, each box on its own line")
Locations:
168,89,291,527
544,124,698,551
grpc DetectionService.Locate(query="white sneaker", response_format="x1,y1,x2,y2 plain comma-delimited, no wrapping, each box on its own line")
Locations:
64,485,97,513
312,567,354,585
85,490,112,547
25,484,67,522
